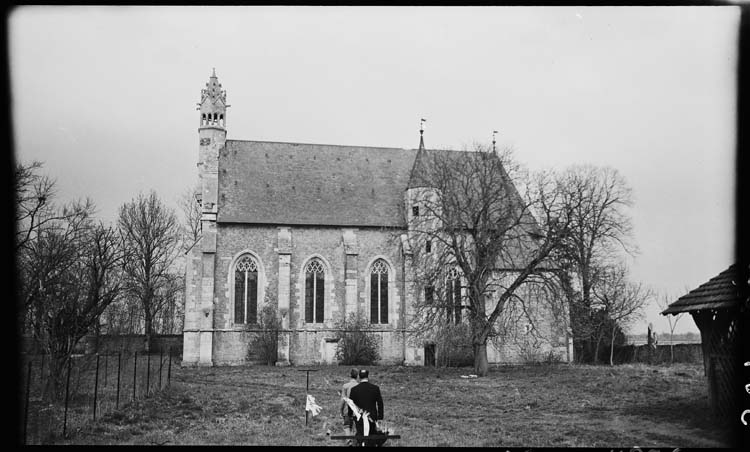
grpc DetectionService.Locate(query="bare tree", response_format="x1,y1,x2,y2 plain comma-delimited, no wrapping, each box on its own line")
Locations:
405,143,577,376
118,190,181,352
15,162,97,339
657,290,685,364
592,263,651,366
15,161,55,254
178,183,202,253
152,272,184,334
23,213,125,399
551,165,635,362
101,274,183,335
15,161,95,318
100,297,142,335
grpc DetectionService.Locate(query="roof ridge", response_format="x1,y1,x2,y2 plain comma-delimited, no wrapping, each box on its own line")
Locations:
225,138,412,151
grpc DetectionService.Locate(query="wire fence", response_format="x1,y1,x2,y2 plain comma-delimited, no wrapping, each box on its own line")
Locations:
19,347,176,445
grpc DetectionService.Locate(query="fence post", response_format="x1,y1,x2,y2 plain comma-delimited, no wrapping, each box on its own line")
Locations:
146,351,151,397
132,351,137,401
159,347,164,390
104,353,108,387
23,360,31,445
40,354,46,397
116,352,121,410
93,354,100,421
167,347,172,387
63,358,72,439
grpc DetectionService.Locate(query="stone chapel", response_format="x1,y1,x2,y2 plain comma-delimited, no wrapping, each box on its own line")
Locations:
182,70,569,366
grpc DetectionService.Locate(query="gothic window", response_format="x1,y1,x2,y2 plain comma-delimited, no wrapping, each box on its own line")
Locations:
370,259,389,324
446,267,462,324
234,255,258,324
305,259,325,323
412,206,419,217
426,240,432,253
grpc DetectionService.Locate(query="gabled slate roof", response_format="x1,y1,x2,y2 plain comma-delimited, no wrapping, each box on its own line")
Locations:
661,264,744,315
216,139,539,234
217,140,417,227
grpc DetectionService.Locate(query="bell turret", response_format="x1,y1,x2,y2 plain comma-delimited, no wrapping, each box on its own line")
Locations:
198,68,229,129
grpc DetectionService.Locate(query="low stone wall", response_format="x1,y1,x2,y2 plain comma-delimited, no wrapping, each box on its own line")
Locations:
612,343,702,364
21,334,183,357
86,334,183,356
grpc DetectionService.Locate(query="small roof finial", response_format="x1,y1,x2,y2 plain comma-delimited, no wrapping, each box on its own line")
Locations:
492,130,498,152
212,67,216,77
418,118,426,151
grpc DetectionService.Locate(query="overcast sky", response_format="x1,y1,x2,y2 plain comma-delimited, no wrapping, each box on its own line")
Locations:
9,5,738,334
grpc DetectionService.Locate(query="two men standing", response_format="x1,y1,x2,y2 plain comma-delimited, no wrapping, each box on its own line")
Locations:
341,368,385,446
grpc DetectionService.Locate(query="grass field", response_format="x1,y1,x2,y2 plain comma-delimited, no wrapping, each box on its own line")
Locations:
53,361,734,447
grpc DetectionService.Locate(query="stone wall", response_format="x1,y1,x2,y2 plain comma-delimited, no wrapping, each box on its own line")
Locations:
612,343,703,364
21,334,184,356
210,223,411,366
182,240,203,364
484,279,570,364
183,223,573,367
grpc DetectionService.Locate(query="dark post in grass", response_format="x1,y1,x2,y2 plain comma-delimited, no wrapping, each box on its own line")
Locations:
63,358,72,438
40,354,46,395
146,351,151,397
23,360,31,445
116,352,121,409
297,368,319,426
167,347,172,387
159,347,164,390
132,351,138,401
93,354,100,421
103,353,108,387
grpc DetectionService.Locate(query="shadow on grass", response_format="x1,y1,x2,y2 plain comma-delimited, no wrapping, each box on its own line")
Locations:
621,395,733,440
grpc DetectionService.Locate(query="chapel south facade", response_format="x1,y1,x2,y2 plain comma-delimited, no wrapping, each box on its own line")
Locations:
182,70,570,367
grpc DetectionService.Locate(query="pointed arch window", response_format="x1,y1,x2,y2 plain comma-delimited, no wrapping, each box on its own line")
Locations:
446,267,461,324
234,255,258,324
305,259,325,323
370,259,389,324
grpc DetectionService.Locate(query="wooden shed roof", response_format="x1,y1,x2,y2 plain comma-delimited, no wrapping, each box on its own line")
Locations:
661,263,743,315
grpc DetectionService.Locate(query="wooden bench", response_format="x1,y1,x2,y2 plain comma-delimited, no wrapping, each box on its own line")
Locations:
329,433,401,445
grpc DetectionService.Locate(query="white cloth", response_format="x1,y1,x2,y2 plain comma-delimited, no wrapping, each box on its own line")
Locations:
306,394,322,416
342,396,362,420
362,411,370,436
342,396,375,436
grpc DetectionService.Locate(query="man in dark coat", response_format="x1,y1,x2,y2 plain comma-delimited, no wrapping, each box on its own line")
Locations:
348,368,384,446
